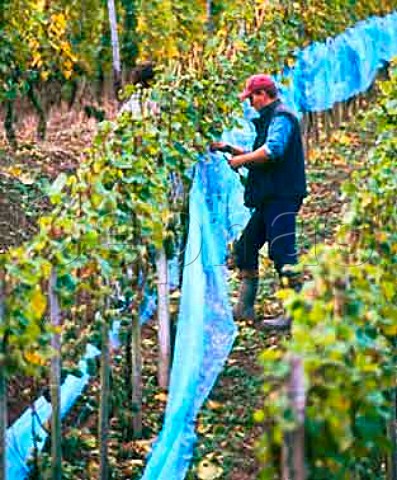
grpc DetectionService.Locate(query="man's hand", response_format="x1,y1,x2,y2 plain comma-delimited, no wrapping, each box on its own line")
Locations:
228,156,245,170
228,148,268,170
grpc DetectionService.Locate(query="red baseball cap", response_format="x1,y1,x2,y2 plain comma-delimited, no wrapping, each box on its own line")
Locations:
238,74,276,101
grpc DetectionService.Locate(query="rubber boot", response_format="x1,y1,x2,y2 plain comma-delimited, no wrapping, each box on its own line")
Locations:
233,272,259,321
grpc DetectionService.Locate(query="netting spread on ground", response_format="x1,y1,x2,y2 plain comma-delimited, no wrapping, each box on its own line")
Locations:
141,122,254,479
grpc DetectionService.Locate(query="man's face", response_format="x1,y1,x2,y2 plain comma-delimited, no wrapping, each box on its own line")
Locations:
249,90,268,111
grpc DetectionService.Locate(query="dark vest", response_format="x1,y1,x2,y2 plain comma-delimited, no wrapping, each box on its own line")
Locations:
244,100,307,208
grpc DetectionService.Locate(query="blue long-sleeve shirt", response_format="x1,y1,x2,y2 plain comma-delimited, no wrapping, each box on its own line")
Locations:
262,115,293,160
243,100,306,207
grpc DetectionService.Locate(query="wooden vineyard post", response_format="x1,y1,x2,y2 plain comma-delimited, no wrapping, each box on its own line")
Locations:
156,248,170,389
323,110,332,140
131,300,142,437
99,291,111,480
342,97,350,123
106,0,122,100
49,269,62,480
358,91,366,110
352,96,359,117
206,0,213,32
334,102,342,129
0,273,6,480
128,213,143,438
311,111,320,144
282,355,306,480
345,97,353,121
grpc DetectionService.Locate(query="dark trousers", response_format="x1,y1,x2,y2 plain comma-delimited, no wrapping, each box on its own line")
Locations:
234,199,302,274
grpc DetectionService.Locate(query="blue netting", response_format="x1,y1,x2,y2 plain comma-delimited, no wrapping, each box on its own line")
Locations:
6,343,100,478
295,11,397,112
141,142,251,480
6,11,397,480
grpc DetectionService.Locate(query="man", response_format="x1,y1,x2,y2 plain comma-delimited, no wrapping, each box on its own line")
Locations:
119,62,159,118
211,74,307,329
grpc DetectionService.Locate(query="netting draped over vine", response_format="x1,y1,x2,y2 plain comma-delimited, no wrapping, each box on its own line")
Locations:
141,120,254,479
278,12,397,112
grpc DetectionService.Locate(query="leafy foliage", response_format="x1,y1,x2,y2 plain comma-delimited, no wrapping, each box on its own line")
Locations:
1,0,396,106
1,3,396,476
0,1,76,97
257,64,397,479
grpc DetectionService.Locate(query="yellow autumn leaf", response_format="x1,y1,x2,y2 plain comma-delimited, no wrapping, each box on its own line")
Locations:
40,261,52,278
133,439,152,454
253,409,265,422
197,422,211,435
28,38,40,50
10,246,26,260
24,351,46,366
286,57,295,68
31,287,47,319
381,323,397,337
207,400,223,411
31,52,43,69
3,165,35,184
36,0,46,12
40,70,50,82
233,39,248,51
197,459,223,480
154,392,168,403
5,166,22,177
52,13,67,32
33,239,47,252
